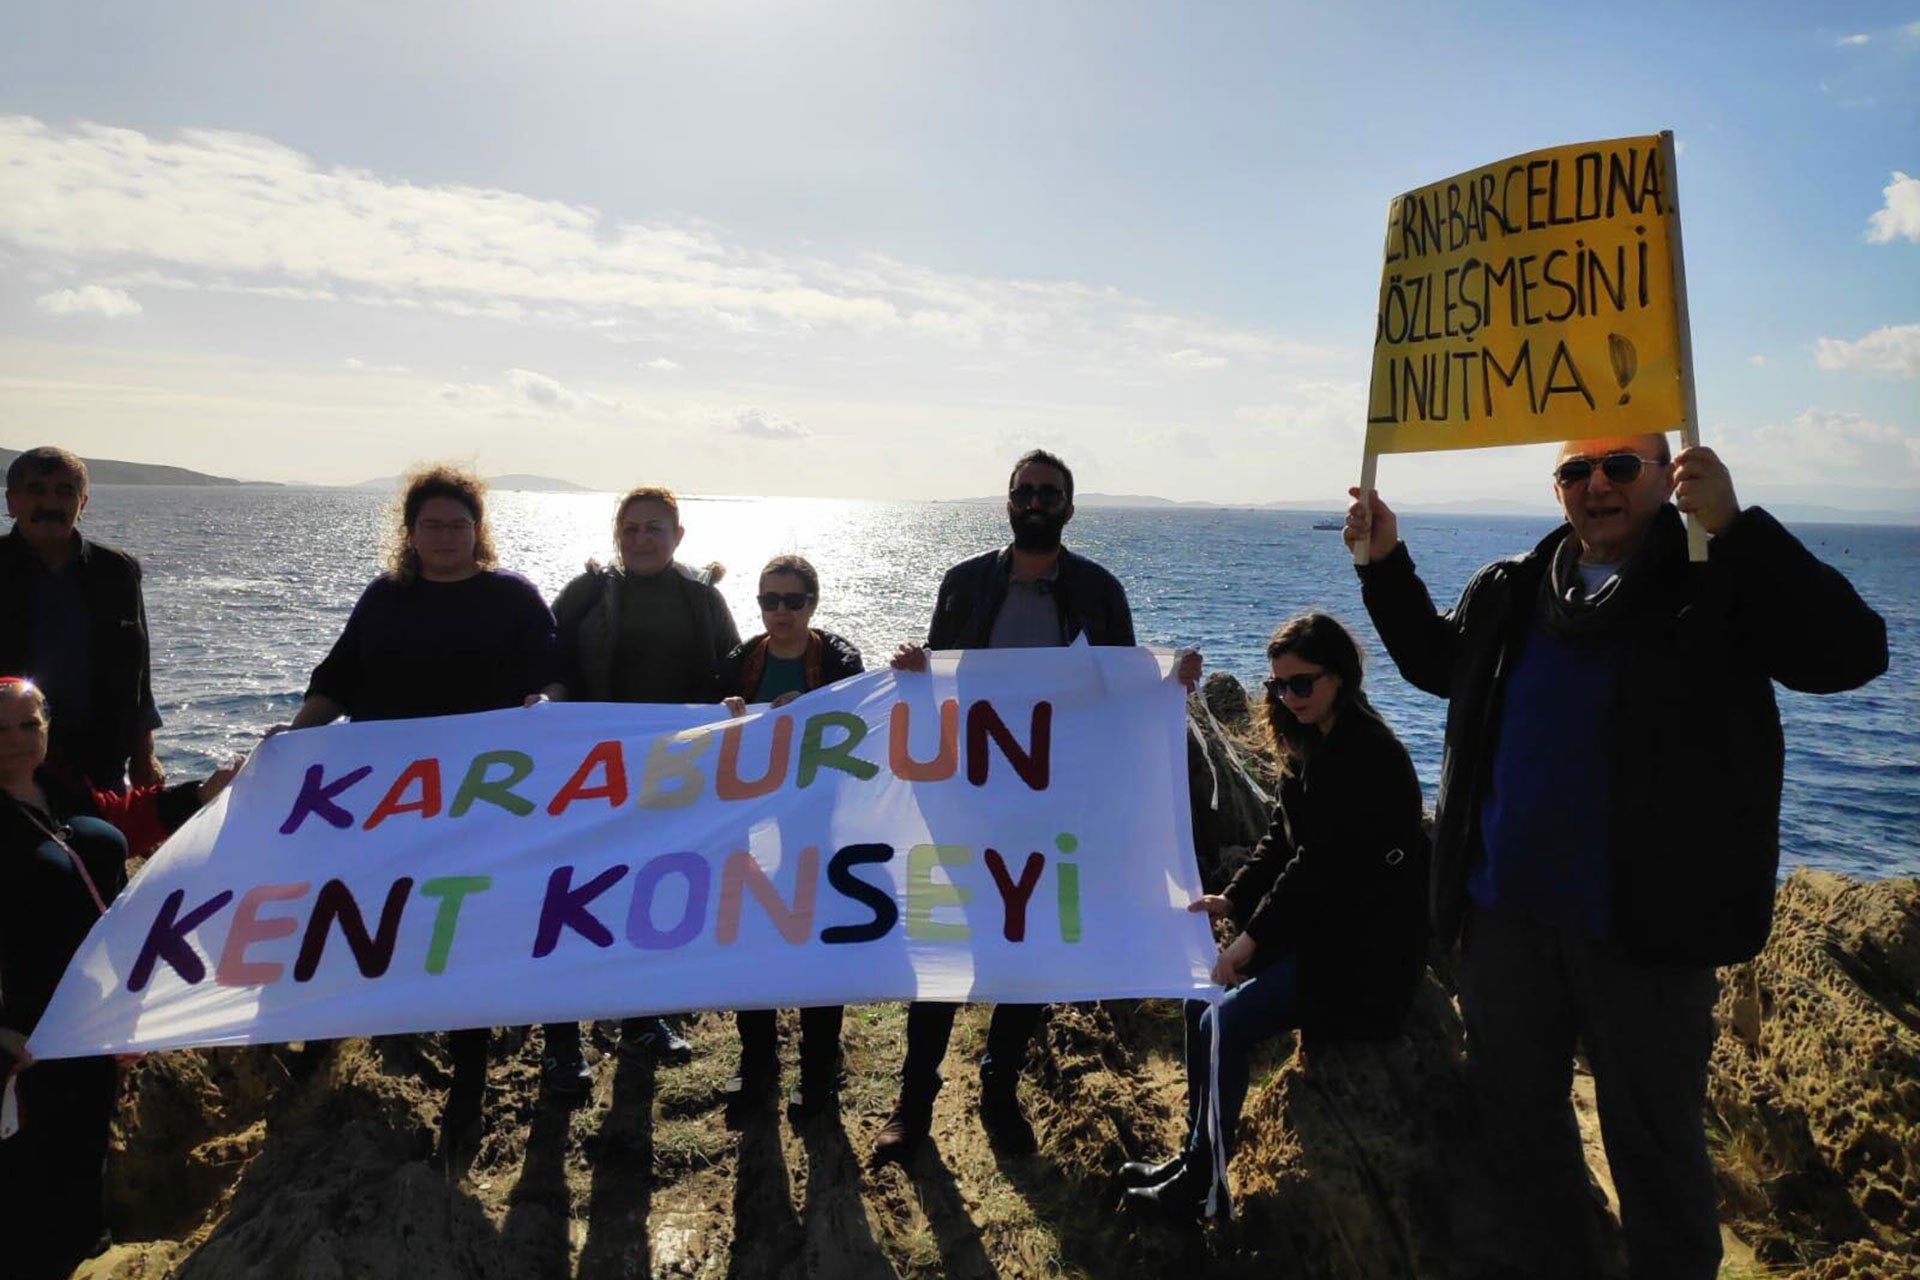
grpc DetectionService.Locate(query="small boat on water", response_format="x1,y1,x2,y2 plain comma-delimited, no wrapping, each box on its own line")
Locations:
1312,519,1343,531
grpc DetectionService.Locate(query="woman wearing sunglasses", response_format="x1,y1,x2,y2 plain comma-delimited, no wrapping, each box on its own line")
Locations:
1123,611,1429,1221
715,554,863,1119
1,677,240,1280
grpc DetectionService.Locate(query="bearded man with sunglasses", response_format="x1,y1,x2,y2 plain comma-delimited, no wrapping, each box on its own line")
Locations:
874,448,1143,1166
1344,434,1886,1278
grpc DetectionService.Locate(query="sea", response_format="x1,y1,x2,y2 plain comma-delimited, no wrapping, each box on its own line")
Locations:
72,485,1918,881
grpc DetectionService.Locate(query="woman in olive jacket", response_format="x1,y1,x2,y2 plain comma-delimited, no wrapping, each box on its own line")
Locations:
1123,612,1429,1220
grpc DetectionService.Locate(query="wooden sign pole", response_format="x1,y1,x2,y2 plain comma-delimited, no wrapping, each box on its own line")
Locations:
1349,450,1379,566
1660,129,1710,563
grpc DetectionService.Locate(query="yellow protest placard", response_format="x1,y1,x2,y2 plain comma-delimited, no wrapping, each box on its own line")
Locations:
1364,134,1687,455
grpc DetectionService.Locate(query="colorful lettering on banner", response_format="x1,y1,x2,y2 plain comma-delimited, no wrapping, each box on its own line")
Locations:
28,648,1214,1060
1364,134,1687,454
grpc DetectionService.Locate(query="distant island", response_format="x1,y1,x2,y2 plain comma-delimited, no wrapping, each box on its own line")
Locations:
349,473,596,494
0,445,256,487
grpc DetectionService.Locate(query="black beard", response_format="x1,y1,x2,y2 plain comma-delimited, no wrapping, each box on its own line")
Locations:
1009,510,1065,552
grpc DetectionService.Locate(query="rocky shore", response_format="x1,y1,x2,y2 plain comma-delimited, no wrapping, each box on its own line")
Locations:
71,674,1920,1279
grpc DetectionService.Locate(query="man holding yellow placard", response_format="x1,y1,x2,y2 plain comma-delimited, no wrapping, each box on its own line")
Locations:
1343,436,1886,1275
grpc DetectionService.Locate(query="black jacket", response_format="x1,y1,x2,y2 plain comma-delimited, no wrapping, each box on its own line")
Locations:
716,629,864,701
926,546,1135,650
1359,505,1888,965
1221,708,1430,1041
0,528,157,785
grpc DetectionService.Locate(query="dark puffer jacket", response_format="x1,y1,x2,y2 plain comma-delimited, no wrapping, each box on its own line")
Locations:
1221,707,1430,1042
1358,505,1887,965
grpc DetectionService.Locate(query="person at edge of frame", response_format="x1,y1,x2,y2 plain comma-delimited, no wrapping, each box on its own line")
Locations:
0,446,165,791
1344,434,1887,1279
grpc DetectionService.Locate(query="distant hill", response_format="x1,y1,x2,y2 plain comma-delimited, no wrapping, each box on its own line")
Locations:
1,445,254,486
350,473,597,494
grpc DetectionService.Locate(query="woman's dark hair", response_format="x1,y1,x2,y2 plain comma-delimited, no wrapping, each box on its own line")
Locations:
386,464,495,582
1263,611,1376,773
760,554,819,600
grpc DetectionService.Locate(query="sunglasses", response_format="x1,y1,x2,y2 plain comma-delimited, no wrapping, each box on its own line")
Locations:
1265,670,1332,699
1008,483,1067,509
1553,452,1664,488
757,591,815,612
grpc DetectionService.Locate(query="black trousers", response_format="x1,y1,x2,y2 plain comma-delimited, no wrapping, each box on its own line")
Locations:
1459,903,1721,1280
0,1056,116,1280
900,1001,1043,1094
735,1006,844,1080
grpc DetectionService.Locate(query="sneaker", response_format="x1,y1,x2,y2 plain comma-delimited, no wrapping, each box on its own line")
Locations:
542,1051,593,1101
619,1016,693,1066
1123,1160,1226,1224
978,1063,1038,1156
871,1079,940,1167
1117,1152,1187,1189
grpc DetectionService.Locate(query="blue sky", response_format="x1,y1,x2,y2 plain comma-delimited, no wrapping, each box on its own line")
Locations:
1,1,1914,508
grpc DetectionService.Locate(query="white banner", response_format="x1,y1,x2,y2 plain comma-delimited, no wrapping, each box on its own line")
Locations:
28,646,1215,1060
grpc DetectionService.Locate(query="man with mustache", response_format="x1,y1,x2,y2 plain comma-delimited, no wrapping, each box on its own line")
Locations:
874,448,1142,1165
0,447,164,790
1345,435,1887,1277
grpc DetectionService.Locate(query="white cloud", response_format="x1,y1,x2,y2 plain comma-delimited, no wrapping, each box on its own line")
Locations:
1814,323,1920,376
1751,408,1920,480
1163,348,1228,371
1867,171,1920,243
1747,354,1768,367
344,356,411,374
437,382,502,406
1836,34,1871,46
643,357,680,371
729,407,809,440
34,284,141,318
0,115,1333,377
505,368,581,411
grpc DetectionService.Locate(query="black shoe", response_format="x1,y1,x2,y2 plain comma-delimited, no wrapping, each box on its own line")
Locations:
723,1069,776,1128
978,1063,1038,1156
1123,1161,1225,1224
542,1051,593,1101
620,1016,693,1066
787,1074,840,1120
871,1079,940,1167
1118,1152,1187,1189
434,1090,483,1176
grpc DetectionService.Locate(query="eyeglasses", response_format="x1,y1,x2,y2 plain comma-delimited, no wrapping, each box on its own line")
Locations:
1008,483,1067,510
1552,452,1664,488
1265,670,1332,699
757,592,815,612
415,518,475,535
